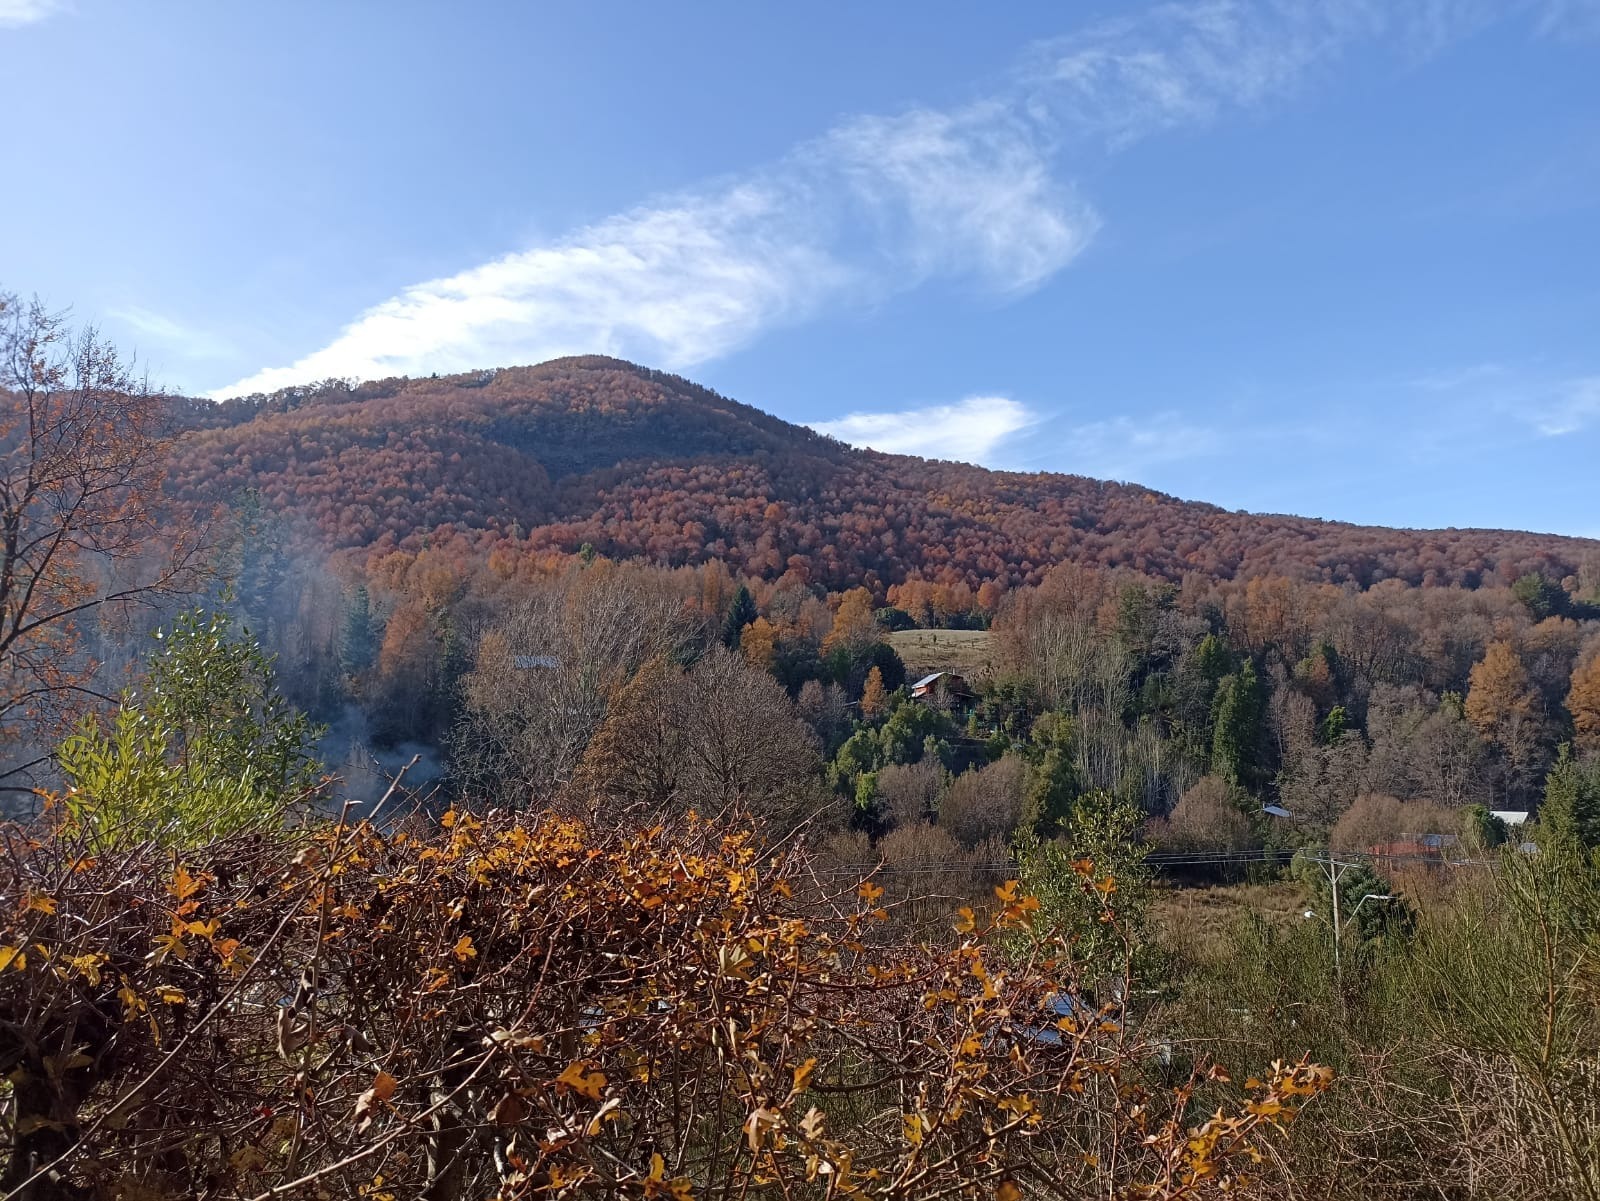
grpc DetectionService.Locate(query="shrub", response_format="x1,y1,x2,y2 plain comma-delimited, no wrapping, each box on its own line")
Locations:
0,809,1327,1200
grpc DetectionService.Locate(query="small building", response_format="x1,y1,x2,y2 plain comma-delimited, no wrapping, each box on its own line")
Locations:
1491,810,1530,826
1369,833,1460,861
910,671,974,712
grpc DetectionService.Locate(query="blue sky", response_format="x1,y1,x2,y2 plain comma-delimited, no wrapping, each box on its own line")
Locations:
2,1,1597,536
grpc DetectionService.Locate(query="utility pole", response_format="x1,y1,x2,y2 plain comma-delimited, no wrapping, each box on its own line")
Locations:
1325,854,1348,985
1302,851,1394,989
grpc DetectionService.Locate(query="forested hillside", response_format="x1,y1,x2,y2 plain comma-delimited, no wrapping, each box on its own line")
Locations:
166,357,1599,591
12,293,1600,1201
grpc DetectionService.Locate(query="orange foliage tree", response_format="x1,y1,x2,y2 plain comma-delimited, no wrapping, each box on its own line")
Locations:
1466,640,1539,748
740,615,777,670
860,665,887,719
1568,653,1600,751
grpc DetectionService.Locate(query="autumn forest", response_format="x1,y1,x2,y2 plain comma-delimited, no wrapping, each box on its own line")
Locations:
5,293,1600,1200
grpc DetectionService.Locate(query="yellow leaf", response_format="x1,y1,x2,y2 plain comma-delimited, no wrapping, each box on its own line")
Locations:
791,1057,817,1095
953,906,976,934
0,945,26,972
584,1095,623,1135
24,893,57,915
902,1112,926,1147
996,1182,1022,1201
857,880,883,903
117,981,146,1018
169,865,205,902
745,1105,780,1152
452,935,476,962
994,879,1019,903
556,1060,607,1101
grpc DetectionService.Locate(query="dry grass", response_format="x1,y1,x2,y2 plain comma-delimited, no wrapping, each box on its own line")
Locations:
1153,880,1306,958
886,627,996,678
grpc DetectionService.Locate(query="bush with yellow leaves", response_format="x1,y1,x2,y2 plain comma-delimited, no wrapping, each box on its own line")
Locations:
0,806,1328,1200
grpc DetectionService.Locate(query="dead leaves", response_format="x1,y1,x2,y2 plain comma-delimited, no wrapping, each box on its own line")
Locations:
353,1069,397,1132
0,806,1332,1201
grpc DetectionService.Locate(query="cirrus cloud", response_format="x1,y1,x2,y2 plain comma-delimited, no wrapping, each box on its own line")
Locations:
216,105,1095,398
0,0,67,28
809,396,1038,464
214,0,1595,399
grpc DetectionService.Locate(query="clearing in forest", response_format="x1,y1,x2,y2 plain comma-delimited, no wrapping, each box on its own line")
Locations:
886,627,995,678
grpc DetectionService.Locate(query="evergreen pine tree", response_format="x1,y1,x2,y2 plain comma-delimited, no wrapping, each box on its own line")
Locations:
339,585,379,675
1539,744,1600,851
721,585,758,648
1211,659,1263,787
1019,712,1080,836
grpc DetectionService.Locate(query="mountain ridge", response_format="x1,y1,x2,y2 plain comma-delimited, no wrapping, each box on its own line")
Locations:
164,356,1599,591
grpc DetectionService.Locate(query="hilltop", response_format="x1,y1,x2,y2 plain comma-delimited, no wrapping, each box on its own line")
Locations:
165,356,1599,591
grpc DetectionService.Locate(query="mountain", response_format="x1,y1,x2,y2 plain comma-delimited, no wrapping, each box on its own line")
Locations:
166,356,1598,591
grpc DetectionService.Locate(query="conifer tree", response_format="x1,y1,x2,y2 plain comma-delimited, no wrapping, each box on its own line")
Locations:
1539,744,1600,851
721,585,758,648
1211,659,1263,786
1567,655,1600,751
340,584,379,675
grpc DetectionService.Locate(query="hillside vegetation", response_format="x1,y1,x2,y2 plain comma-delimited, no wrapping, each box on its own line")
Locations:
10,294,1600,1200
165,357,1598,591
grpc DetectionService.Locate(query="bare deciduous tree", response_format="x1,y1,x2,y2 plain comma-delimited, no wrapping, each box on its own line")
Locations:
0,291,207,777
451,563,702,805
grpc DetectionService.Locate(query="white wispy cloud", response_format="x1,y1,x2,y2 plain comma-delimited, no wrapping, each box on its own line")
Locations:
1412,362,1600,437
217,105,1093,397
1410,362,1508,392
1534,0,1600,38
810,397,1037,463
1019,1,1378,149
1058,412,1222,480
111,306,234,360
215,0,1588,398
0,0,66,28
1528,376,1600,435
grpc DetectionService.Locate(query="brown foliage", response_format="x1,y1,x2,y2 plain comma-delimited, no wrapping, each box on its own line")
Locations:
938,754,1029,849
1328,793,1465,853
1150,777,1258,856
0,810,1328,1201
168,358,1597,593
1568,651,1600,751
0,293,207,748
859,665,887,719
578,646,822,830
450,563,702,803
1466,640,1538,741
